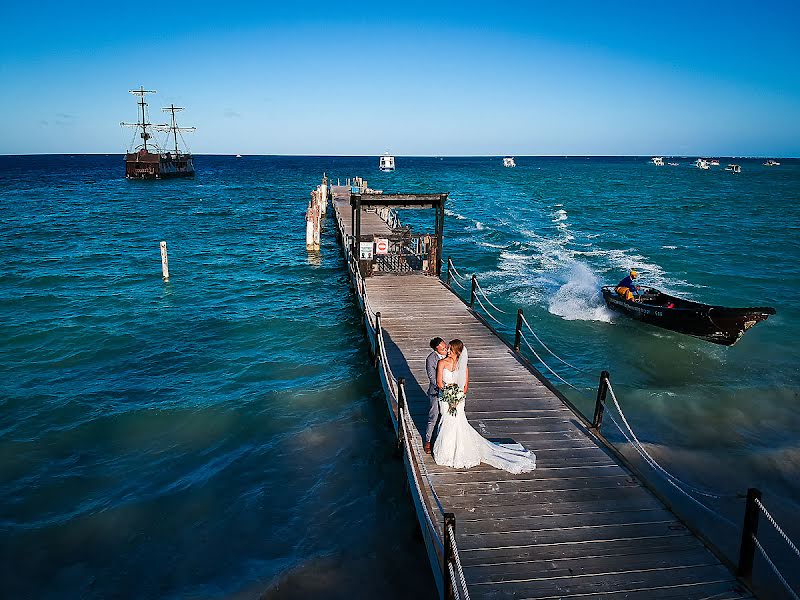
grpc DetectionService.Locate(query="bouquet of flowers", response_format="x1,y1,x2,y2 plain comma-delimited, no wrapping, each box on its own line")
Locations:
441,383,466,416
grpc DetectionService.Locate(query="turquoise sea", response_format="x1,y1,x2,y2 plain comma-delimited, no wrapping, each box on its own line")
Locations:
1,155,798,598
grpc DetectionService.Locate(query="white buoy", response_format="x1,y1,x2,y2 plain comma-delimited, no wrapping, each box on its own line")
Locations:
160,241,170,281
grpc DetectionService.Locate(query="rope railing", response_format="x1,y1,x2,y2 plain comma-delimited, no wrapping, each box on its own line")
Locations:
519,314,596,377
473,278,507,314
519,332,591,395
752,537,800,600
755,498,800,562
447,523,472,600
472,292,504,324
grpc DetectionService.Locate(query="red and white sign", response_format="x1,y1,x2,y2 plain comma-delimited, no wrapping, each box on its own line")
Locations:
375,238,389,254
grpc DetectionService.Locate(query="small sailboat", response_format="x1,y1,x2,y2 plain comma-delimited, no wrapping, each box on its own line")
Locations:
503,156,516,167
379,152,395,172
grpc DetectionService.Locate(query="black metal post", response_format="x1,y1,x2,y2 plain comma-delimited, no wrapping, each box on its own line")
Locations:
592,370,610,429
373,312,382,367
397,378,406,449
446,256,452,287
470,275,477,308
514,309,524,352
737,487,762,580
442,512,456,600
436,199,445,277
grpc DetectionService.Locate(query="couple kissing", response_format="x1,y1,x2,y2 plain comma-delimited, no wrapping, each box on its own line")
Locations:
424,337,536,473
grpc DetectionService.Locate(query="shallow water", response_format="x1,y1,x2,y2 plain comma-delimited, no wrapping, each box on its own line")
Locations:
1,155,798,597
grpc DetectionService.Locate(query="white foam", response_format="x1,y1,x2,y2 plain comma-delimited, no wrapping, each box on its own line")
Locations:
547,263,615,322
662,245,678,250
444,209,467,220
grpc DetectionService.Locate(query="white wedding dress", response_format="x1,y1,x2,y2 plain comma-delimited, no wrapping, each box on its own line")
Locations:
432,354,535,474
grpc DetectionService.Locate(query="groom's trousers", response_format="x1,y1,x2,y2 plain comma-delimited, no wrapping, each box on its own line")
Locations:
425,392,440,443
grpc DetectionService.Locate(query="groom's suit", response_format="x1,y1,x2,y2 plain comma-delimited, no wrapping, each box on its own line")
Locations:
425,350,445,443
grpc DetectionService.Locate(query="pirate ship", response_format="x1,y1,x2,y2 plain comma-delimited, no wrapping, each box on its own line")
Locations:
121,87,196,179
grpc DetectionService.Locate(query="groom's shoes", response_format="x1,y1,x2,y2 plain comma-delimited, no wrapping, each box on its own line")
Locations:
424,442,432,454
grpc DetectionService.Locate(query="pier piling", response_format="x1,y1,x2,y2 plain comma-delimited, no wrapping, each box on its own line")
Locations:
160,241,169,281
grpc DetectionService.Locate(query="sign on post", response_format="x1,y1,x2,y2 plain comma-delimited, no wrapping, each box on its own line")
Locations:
359,242,374,260
375,238,389,254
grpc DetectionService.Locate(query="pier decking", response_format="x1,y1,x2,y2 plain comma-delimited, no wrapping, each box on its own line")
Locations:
329,184,754,599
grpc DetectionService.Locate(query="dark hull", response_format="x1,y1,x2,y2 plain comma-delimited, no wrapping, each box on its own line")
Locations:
601,286,775,346
125,151,195,180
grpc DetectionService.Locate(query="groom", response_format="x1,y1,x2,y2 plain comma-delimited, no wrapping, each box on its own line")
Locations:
424,337,449,454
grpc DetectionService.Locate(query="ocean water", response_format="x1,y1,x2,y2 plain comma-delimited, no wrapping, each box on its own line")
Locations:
1,155,798,598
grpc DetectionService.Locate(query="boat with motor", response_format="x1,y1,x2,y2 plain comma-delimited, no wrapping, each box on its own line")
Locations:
695,158,710,170
503,156,516,167
725,164,742,173
764,159,780,166
600,286,775,346
651,156,665,166
709,159,720,166
121,87,196,179
379,152,396,172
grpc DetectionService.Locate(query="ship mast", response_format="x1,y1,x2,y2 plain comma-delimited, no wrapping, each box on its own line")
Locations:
121,87,157,152
156,104,196,156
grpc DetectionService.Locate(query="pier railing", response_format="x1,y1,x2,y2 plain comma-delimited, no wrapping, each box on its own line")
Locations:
335,210,470,600
444,256,800,600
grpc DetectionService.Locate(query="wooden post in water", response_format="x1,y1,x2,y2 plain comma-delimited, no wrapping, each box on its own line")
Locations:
160,241,169,281
737,487,762,580
514,309,524,352
592,370,610,429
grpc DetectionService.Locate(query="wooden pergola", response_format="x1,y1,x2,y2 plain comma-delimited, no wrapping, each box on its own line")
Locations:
350,193,447,277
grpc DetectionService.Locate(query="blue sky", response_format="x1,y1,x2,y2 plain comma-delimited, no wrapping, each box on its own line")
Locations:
2,1,799,155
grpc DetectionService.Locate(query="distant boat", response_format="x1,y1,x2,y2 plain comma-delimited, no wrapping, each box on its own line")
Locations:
121,87,196,179
503,156,516,168
651,156,664,166
236,154,242,158
695,159,710,170
667,162,680,166
601,286,775,346
764,159,780,166
725,164,742,173
709,159,720,166
379,152,395,172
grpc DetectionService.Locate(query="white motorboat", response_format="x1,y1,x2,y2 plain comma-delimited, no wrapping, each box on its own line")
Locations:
709,159,720,166
695,159,710,170
725,164,742,173
764,159,780,166
503,156,516,167
651,156,665,166
379,152,395,172
667,162,679,166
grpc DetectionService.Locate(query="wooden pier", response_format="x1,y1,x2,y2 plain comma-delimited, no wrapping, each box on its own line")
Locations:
328,182,756,600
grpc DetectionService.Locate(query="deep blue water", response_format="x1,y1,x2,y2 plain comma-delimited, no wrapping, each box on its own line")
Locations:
1,155,798,598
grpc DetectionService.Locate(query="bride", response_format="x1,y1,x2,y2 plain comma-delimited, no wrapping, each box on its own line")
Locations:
432,339,536,473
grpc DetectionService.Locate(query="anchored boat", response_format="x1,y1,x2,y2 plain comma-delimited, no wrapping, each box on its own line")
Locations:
121,87,196,179
379,152,395,172
503,156,516,167
601,286,775,346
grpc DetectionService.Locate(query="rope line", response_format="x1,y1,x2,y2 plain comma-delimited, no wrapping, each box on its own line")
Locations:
448,261,466,281
400,399,446,516
473,293,504,324
447,563,462,600
400,405,445,553
519,333,590,394
448,524,471,600
473,279,507,314
755,498,800,561
605,379,737,501
450,276,468,291
753,536,800,600
520,314,595,376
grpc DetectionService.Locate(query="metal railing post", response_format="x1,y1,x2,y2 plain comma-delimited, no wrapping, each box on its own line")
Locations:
514,309,524,352
446,256,452,287
374,312,382,367
443,512,456,600
592,370,610,429
397,378,406,449
469,275,477,308
737,487,762,580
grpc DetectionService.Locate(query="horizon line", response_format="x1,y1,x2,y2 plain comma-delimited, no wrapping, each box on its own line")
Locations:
1,153,797,159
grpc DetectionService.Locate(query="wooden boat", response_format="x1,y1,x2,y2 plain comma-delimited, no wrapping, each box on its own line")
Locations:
600,286,775,346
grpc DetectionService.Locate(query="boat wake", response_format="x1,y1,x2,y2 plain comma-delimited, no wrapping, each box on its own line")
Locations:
548,263,614,322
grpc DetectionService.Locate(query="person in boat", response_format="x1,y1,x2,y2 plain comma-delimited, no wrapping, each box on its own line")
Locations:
616,270,641,302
